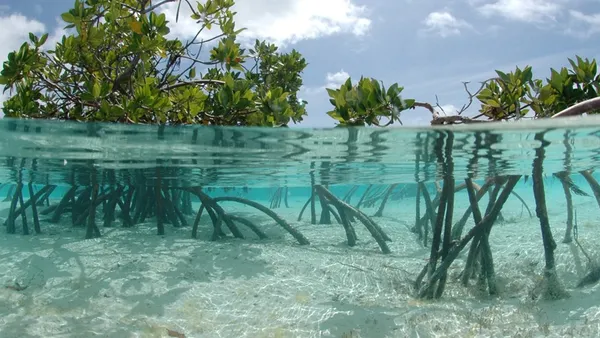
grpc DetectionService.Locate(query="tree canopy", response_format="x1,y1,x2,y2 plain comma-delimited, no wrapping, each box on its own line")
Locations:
1,0,599,127
0,0,307,126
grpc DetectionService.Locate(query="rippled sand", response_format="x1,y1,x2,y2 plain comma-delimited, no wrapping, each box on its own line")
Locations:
1,189,600,338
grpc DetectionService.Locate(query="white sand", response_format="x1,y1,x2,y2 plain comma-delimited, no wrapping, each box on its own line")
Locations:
1,188,600,338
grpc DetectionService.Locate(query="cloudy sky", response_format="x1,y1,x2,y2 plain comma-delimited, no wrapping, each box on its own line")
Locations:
1,0,599,127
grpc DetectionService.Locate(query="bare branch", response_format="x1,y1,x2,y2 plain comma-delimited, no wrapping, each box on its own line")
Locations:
430,115,491,125
161,79,226,91
193,32,228,46
434,95,447,116
412,101,436,116
457,78,496,115
113,54,141,94
141,0,178,14
180,54,219,66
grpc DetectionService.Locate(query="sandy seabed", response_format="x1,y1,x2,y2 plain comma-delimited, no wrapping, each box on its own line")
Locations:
1,191,600,338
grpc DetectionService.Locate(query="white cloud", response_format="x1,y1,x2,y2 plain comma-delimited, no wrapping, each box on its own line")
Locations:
435,104,461,116
0,14,46,57
0,13,67,114
0,14,47,111
567,10,600,38
160,0,371,46
422,11,472,37
325,70,350,88
476,0,563,23
300,69,351,95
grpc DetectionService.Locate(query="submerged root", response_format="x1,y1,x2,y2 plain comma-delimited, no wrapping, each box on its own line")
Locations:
187,188,245,239
417,175,521,299
269,187,289,209
3,184,54,234
373,184,400,217
315,184,391,254
212,196,310,245
191,202,224,240
531,131,570,300
228,215,269,240
184,187,309,245
576,264,600,288
530,268,570,300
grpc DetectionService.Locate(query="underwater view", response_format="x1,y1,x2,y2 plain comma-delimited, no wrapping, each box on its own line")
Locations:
3,116,600,338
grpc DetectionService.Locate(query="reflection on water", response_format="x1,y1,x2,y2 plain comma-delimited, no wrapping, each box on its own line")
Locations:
0,116,599,187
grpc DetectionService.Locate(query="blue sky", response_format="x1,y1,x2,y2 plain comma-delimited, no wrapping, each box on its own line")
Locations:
1,0,599,127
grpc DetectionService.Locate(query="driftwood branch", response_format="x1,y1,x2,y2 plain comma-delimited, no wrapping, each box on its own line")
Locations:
551,97,600,119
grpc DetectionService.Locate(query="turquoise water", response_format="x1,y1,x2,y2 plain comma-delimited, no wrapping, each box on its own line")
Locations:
1,116,600,337
1,115,600,187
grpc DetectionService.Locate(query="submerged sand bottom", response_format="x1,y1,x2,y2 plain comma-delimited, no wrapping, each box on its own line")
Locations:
1,196,600,338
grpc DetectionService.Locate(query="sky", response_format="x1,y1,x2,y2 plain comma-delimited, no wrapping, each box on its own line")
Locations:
0,0,599,128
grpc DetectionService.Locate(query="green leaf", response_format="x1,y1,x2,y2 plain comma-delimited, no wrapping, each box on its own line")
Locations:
479,88,494,98
61,12,76,23
218,88,232,106
38,33,49,46
80,92,95,101
129,20,143,35
522,66,533,83
157,27,170,35
92,82,101,98
327,110,346,122
156,13,166,27
549,74,564,93
568,58,578,72
538,85,554,102
234,28,247,35
496,70,510,82
326,88,338,99
484,99,501,108
344,77,352,91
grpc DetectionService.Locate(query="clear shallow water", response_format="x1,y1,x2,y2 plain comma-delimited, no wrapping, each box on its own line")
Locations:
2,117,600,337
1,116,600,187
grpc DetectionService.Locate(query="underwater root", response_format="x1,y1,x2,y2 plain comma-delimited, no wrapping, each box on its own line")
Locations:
314,184,391,254
414,180,479,245
184,187,310,245
451,179,492,240
415,175,520,299
373,184,404,217
532,132,569,300
227,215,269,240
3,181,305,245
530,268,571,300
576,265,600,288
510,190,533,218
24,182,191,238
298,192,344,224
186,187,245,240
212,196,310,245
4,184,55,234
269,186,289,209
460,177,501,296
